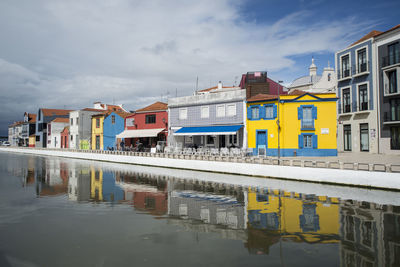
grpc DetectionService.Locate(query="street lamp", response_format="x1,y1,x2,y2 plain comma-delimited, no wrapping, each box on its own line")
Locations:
277,81,283,165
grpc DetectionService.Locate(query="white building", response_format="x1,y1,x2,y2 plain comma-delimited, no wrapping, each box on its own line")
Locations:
8,121,23,146
47,118,69,148
288,58,336,93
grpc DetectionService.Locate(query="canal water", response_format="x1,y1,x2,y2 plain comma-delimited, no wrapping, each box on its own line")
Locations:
0,152,399,267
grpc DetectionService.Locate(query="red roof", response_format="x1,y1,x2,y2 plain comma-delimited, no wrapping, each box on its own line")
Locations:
375,24,400,37
135,102,168,113
350,30,382,46
51,118,69,123
41,109,73,117
28,114,37,123
247,94,278,102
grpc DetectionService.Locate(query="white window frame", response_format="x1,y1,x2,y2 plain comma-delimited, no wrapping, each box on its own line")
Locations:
200,106,209,119
226,103,236,117
179,108,188,120
340,86,352,113
383,67,400,96
355,45,369,75
339,52,351,80
356,82,369,112
216,104,225,118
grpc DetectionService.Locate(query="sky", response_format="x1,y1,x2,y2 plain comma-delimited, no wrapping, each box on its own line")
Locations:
0,0,399,136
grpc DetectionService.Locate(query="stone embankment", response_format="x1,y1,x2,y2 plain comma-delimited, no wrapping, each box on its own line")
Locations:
1,147,400,191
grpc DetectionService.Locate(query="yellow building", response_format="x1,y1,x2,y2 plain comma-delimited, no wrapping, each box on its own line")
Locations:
246,91,337,156
90,166,103,201
247,188,339,244
91,113,105,150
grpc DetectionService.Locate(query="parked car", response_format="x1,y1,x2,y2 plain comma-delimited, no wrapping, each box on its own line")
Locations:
2,141,10,146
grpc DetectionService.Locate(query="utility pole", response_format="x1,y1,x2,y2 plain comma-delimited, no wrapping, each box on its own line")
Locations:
277,81,283,165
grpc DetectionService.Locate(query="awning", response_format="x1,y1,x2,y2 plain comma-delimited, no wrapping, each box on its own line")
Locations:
174,125,243,136
116,128,165,138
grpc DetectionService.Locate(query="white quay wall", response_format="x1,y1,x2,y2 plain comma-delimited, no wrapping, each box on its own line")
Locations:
2,147,400,191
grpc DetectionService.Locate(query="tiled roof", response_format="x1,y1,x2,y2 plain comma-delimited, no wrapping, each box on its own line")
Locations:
375,24,400,37
81,108,105,112
9,121,24,127
112,111,132,119
41,109,73,117
28,114,37,123
247,94,278,102
289,89,309,95
350,30,382,46
135,102,168,113
51,118,69,123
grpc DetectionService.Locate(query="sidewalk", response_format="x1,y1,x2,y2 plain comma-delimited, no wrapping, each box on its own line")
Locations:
283,152,400,165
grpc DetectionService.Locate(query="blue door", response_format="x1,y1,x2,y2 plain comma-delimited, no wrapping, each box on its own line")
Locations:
256,130,267,156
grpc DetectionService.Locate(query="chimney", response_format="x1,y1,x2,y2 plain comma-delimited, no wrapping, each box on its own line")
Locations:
217,81,222,89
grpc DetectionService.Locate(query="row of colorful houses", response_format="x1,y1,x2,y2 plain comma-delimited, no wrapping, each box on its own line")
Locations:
8,24,400,156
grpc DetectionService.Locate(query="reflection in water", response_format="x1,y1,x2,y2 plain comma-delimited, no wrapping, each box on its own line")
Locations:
11,155,400,266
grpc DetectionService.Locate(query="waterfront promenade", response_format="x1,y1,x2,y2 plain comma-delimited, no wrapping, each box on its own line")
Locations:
1,147,400,191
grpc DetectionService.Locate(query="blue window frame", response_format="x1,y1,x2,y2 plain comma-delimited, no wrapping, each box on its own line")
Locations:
298,133,318,149
298,105,317,130
247,105,262,120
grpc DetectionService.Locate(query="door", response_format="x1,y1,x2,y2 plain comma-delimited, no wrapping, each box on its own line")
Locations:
256,131,267,156
96,135,100,150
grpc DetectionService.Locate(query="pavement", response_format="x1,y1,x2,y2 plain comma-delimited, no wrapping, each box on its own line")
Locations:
282,152,400,165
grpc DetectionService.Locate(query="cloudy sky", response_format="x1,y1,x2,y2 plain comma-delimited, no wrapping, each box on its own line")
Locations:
1,0,399,135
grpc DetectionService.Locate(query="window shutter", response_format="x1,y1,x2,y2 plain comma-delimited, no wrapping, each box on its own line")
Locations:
312,135,318,149
312,106,317,119
247,106,252,120
298,135,303,148
273,105,277,119
260,105,265,119
298,106,303,120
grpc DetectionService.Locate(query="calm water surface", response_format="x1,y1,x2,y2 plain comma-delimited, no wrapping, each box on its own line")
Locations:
0,152,399,267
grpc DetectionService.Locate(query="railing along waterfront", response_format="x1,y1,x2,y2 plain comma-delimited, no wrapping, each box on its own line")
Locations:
4,146,400,173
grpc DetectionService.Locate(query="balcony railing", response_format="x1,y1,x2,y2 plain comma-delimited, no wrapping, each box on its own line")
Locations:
337,67,352,80
342,104,351,113
382,52,400,68
359,102,368,111
352,61,369,75
384,112,400,122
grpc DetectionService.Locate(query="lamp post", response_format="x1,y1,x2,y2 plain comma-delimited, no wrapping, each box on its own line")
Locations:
277,81,283,165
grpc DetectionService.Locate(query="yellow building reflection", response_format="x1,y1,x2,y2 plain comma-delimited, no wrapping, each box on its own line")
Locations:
247,188,339,244
90,166,103,201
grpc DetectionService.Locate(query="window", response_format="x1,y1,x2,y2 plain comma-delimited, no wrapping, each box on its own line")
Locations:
327,73,331,82
226,104,236,117
390,99,400,121
388,42,399,66
388,70,398,94
360,123,369,152
391,126,400,150
201,106,209,118
36,136,40,141
48,124,51,136
96,118,100,128
358,84,368,111
229,134,237,145
344,125,352,151
357,48,367,73
145,114,156,124
303,135,312,148
302,107,313,129
71,135,73,141
112,115,115,124
179,108,187,120
76,117,79,126
265,106,273,118
341,54,350,78
343,88,351,113
251,106,259,120
70,118,73,125
206,135,214,145
216,105,225,117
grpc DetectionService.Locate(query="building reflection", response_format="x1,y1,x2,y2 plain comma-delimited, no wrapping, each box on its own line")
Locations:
11,156,400,264
340,200,400,267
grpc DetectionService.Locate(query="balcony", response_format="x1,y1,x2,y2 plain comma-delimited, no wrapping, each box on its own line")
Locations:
382,52,400,68
352,61,370,77
384,112,400,125
343,104,351,113
337,67,352,81
359,102,368,111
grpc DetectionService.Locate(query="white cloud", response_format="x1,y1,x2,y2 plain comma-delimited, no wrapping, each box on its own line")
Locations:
0,0,374,134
